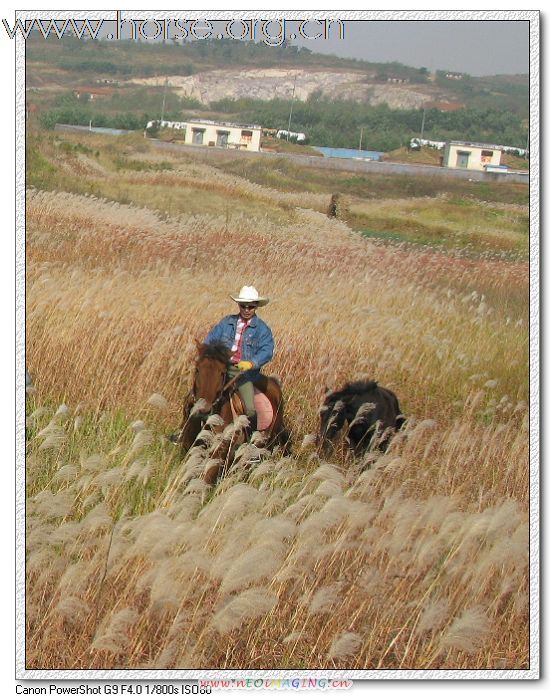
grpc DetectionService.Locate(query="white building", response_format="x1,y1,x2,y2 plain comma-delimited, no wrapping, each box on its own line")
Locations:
183,119,262,152
443,140,502,171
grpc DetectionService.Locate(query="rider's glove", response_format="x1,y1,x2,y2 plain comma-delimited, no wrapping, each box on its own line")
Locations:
237,360,254,371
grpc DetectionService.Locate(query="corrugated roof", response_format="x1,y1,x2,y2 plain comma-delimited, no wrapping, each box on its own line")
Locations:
446,140,502,150
189,118,262,130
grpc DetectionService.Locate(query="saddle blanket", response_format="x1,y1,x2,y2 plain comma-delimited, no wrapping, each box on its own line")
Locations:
254,388,274,430
232,388,274,430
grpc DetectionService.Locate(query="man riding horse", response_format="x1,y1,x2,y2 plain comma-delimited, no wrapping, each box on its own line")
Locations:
204,285,274,440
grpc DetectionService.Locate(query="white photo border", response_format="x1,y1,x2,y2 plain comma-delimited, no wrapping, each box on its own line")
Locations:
15,8,539,681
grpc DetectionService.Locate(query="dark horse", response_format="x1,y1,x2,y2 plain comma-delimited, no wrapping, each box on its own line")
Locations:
178,342,290,484
317,380,405,455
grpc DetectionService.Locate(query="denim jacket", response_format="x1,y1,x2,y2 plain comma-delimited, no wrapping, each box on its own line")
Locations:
204,314,274,379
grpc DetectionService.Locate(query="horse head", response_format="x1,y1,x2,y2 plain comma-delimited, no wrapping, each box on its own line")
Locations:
316,388,348,448
190,342,231,420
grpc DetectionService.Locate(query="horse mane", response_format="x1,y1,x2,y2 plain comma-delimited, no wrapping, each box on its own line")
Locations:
198,342,232,365
326,379,379,403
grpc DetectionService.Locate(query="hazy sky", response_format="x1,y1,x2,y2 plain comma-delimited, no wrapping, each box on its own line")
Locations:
291,20,530,76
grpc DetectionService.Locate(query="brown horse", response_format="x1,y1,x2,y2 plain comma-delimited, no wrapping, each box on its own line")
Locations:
178,342,290,484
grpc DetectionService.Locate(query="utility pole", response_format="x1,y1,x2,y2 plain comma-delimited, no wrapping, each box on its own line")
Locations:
286,73,297,142
419,107,426,142
359,126,364,151
160,77,168,125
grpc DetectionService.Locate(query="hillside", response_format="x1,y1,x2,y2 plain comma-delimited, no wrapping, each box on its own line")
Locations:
26,35,529,154
26,34,528,115
132,68,439,110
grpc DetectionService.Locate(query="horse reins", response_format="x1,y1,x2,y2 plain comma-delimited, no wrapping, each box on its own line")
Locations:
178,369,245,442
212,370,244,411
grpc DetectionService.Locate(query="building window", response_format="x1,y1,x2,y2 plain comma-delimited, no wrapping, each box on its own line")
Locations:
481,149,494,165
241,130,253,143
216,130,230,147
192,128,205,145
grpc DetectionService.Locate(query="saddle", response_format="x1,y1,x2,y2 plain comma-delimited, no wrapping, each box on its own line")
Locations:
230,387,274,431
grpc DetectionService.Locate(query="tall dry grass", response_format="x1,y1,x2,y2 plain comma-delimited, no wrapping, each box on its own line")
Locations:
25,139,530,670
25,403,529,669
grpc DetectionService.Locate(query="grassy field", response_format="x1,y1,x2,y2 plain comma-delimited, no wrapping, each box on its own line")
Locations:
25,129,530,671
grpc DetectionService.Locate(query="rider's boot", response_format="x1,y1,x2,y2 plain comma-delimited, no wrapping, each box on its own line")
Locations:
244,413,258,441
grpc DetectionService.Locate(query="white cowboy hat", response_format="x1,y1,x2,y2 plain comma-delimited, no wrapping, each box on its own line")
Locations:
230,285,270,307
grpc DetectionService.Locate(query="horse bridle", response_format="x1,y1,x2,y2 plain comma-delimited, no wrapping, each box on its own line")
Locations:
177,367,249,446
189,367,244,420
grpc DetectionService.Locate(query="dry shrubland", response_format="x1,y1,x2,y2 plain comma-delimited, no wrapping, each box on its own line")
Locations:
25,134,530,670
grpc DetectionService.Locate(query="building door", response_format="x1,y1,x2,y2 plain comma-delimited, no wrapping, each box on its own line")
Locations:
216,131,230,147
192,128,205,145
456,150,471,168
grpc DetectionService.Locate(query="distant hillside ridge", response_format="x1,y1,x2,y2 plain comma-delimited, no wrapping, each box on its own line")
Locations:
130,68,440,110
26,34,529,117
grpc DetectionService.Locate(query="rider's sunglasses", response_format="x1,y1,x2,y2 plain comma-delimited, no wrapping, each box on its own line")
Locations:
239,303,258,310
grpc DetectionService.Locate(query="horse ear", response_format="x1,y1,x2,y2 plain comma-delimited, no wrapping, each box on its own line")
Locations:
323,386,334,400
